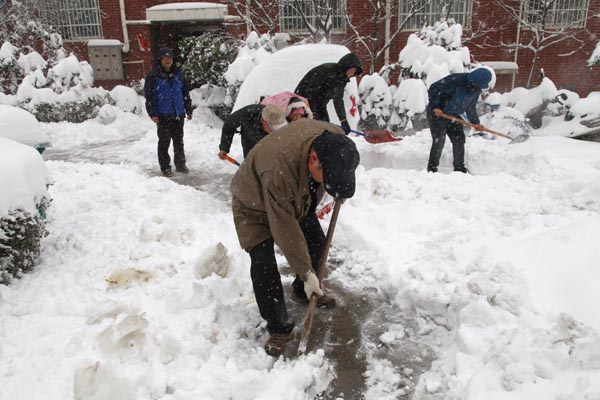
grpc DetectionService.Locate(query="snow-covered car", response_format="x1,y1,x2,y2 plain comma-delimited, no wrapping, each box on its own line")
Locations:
233,43,360,129
0,105,51,153
565,92,600,125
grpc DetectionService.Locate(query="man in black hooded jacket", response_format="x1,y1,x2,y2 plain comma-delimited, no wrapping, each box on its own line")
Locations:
294,53,362,134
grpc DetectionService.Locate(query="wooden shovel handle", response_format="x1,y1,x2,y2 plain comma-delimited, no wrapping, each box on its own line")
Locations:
438,112,512,140
297,198,343,355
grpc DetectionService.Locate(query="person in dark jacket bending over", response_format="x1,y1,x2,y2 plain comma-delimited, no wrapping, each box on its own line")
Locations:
144,47,192,177
218,104,286,160
230,119,360,357
426,68,492,173
295,53,363,134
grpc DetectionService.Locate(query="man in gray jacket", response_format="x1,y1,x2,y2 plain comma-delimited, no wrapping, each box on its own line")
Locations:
230,119,360,357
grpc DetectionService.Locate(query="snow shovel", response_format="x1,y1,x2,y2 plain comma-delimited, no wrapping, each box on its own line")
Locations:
329,123,403,144
439,112,530,143
298,198,343,356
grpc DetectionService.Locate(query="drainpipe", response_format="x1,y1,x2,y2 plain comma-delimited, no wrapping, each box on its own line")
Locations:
119,0,131,53
385,0,391,66
512,1,524,89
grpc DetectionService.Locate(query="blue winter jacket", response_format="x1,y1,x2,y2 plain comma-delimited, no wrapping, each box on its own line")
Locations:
144,64,192,120
427,73,483,124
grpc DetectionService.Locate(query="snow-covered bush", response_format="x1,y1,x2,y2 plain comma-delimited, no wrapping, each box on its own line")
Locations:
12,54,111,122
0,137,52,285
390,78,429,133
0,0,66,94
357,73,392,130
189,84,229,122
178,32,238,89
0,105,51,151
224,32,281,107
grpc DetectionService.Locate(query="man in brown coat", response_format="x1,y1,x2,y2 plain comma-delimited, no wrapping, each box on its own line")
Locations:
230,119,360,357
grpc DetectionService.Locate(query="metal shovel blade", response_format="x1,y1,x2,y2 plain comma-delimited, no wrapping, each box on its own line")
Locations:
509,134,531,144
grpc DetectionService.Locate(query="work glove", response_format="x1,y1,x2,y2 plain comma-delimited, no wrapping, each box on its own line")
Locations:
340,119,351,135
304,271,323,299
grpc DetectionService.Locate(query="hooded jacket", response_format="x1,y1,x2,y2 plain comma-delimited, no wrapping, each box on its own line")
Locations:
220,104,269,158
143,53,192,120
230,119,345,279
427,70,491,124
294,53,362,122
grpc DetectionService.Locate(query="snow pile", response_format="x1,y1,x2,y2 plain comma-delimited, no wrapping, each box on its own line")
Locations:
0,105,51,148
0,137,52,215
390,78,429,132
109,85,143,115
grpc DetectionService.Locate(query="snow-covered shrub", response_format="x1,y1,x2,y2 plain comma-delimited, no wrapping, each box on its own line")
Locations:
13,55,111,122
109,85,142,115
178,32,238,89
0,42,23,94
224,31,280,107
358,73,392,130
0,104,51,151
190,84,229,122
390,78,429,133
0,137,52,285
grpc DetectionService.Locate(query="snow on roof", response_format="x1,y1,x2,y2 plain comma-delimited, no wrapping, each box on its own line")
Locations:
87,39,123,47
146,2,227,21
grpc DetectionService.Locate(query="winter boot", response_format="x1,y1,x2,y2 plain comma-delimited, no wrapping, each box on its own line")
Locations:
291,290,336,308
453,166,470,174
176,165,190,173
162,168,174,177
264,332,292,357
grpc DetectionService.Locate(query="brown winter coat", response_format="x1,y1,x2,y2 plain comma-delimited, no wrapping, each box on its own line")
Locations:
231,119,345,279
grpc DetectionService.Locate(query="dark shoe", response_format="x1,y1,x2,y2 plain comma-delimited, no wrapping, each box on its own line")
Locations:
454,167,470,174
176,165,189,173
291,290,336,308
264,332,291,357
427,166,438,173
162,169,174,177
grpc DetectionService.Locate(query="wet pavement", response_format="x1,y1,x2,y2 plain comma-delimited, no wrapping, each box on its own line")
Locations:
43,144,434,399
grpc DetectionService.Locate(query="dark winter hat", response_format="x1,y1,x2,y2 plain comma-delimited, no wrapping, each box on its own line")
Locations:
468,68,492,89
313,132,360,199
157,47,174,59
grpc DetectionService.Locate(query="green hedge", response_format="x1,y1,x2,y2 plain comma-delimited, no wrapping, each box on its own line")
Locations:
0,197,51,285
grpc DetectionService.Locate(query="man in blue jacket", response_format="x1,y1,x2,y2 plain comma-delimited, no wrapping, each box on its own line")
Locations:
144,47,193,177
426,68,492,173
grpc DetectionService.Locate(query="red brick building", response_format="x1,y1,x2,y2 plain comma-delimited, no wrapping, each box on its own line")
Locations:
33,0,600,95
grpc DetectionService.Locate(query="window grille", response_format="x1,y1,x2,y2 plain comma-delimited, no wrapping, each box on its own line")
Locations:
38,0,103,41
280,0,346,34
526,0,589,28
399,0,473,30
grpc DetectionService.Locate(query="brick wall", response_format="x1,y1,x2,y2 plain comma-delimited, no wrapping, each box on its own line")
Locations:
70,0,599,95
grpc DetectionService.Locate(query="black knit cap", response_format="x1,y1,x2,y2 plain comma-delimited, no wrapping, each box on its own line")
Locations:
313,131,360,199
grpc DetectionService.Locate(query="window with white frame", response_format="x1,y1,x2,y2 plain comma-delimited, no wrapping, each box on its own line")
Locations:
38,0,103,41
399,0,473,30
280,0,346,34
525,0,589,28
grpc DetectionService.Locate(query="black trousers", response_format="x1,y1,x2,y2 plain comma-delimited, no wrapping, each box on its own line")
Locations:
157,119,186,171
248,213,325,334
427,112,466,171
